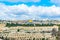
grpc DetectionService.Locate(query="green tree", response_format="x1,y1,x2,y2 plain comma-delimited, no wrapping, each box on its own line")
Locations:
17,29,20,32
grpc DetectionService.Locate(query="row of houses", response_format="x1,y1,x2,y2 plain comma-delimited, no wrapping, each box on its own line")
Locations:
0,25,58,40
0,20,60,24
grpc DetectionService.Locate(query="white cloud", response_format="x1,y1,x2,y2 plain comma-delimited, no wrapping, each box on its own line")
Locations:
50,0,60,6
0,3,60,20
0,0,40,2
29,5,60,16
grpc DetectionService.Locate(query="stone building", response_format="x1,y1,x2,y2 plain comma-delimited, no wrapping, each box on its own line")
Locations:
0,25,58,40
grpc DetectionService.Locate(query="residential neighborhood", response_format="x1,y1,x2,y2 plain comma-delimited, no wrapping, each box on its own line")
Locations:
0,20,60,40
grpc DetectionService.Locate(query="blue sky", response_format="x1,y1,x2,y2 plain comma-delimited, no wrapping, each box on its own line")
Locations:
0,0,60,20
0,0,53,6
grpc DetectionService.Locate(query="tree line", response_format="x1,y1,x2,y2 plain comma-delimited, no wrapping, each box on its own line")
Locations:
5,23,54,27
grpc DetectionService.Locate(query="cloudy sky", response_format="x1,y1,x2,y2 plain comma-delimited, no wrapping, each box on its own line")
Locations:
0,0,60,20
